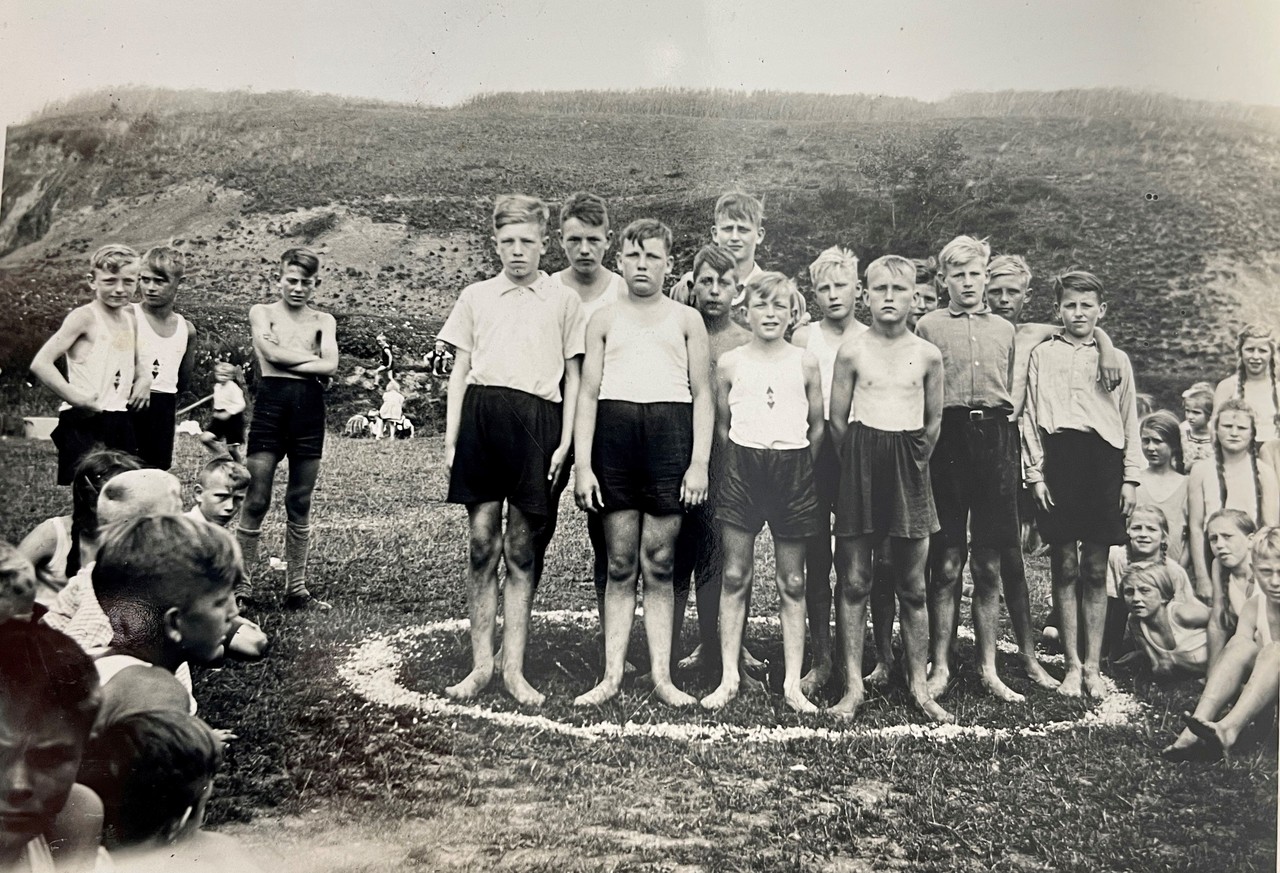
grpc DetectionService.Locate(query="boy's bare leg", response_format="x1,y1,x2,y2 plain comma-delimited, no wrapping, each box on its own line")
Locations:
800,532,834,697
927,543,966,699
970,547,1024,702
446,501,504,700
1165,633,1261,754
577,511,641,706
498,504,544,706
776,538,817,713
1184,642,1280,756
999,546,1058,688
867,539,896,686
1077,542,1110,699
641,513,695,706
892,536,954,723
702,524,755,710
831,534,874,718
1050,543,1084,697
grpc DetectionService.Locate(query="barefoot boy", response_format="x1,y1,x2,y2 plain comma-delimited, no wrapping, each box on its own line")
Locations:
826,255,949,722
129,245,196,471
700,272,824,713
913,236,1024,703
1022,270,1142,699
789,246,867,695
574,219,711,708
30,244,146,485
441,195,583,707
237,248,338,612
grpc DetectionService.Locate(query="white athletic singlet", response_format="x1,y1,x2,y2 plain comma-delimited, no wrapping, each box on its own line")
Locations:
1246,591,1276,647
133,303,189,394
21,836,55,873
60,305,134,412
33,516,72,607
598,304,692,404
728,345,810,450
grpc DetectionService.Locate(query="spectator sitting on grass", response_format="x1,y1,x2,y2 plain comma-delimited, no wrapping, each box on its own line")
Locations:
1121,561,1209,677
0,543,37,623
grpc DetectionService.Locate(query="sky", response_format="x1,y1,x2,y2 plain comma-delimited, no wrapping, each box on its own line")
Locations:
0,0,1277,134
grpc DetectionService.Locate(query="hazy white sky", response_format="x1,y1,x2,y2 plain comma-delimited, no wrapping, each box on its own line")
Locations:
1,0,1277,132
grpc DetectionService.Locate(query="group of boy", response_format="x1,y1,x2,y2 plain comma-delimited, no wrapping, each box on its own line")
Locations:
441,187,1142,720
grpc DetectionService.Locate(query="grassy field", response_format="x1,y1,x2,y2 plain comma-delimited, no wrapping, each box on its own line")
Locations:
0,432,1274,872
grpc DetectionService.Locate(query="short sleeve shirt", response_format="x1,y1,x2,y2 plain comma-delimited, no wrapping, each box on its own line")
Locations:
915,304,1015,410
438,271,585,403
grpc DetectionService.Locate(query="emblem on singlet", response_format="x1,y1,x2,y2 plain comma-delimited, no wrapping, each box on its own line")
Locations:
766,386,775,409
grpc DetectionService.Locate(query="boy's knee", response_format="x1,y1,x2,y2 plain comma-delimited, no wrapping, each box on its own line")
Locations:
722,562,752,594
284,492,312,523
606,553,638,586
468,533,501,571
839,571,873,602
503,532,535,573
777,570,806,600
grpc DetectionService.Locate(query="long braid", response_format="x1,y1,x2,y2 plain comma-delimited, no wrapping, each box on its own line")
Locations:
1270,349,1280,439
1251,440,1263,527
1215,438,1229,515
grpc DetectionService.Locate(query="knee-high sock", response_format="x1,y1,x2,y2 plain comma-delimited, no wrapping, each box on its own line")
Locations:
285,522,312,597
235,525,261,597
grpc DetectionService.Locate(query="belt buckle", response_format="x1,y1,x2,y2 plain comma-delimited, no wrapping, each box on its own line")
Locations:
968,409,984,421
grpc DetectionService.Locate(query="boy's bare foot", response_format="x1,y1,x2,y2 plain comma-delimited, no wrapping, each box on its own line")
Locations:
677,643,707,671
741,646,768,677
800,661,832,697
980,671,1026,703
653,681,697,707
913,695,956,724
503,671,546,707
1160,729,1203,761
574,678,621,707
445,665,494,701
1057,667,1083,697
700,680,740,711
1022,657,1059,690
864,662,892,687
925,665,950,699
829,687,865,720
1183,712,1232,758
783,684,819,714
1082,669,1109,700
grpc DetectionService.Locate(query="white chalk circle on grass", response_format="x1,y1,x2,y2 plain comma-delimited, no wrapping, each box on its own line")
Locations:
338,610,1143,745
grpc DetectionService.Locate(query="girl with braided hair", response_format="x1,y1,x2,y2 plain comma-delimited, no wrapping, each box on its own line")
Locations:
1213,323,1280,444
1188,398,1279,602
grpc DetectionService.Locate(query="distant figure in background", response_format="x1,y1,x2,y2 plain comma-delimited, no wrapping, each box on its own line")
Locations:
376,379,405,440
129,246,196,471
200,363,247,463
30,244,147,485
372,333,394,386
426,339,454,377
1180,382,1216,469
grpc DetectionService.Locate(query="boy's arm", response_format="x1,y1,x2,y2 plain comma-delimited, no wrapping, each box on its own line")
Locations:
177,319,198,393
573,313,609,512
1020,350,1051,509
802,352,825,462
287,313,339,376
1093,327,1120,392
1115,353,1142,515
549,356,581,484
443,349,473,472
790,323,812,350
128,309,153,408
1187,463,1212,600
248,305,319,368
30,309,100,410
1259,461,1280,527
828,342,856,454
714,360,733,449
922,345,944,459
682,311,713,506
1174,596,1211,630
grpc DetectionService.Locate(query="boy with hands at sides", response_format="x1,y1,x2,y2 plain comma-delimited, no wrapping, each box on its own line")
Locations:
828,256,950,722
574,219,712,708
700,273,825,713
30,244,148,485
237,248,338,613
441,195,584,707
1022,271,1142,699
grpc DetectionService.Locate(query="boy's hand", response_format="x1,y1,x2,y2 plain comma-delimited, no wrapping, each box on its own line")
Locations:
1119,482,1137,515
444,442,456,472
73,395,103,413
212,728,238,744
260,328,280,346
574,467,604,512
1097,349,1121,392
547,445,570,486
680,462,709,507
1033,482,1054,513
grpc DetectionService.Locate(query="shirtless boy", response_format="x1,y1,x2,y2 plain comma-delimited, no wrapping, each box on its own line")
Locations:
236,248,339,611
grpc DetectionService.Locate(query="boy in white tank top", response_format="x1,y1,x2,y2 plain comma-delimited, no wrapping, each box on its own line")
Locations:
130,246,196,470
573,219,712,708
788,246,868,697
31,244,147,485
828,255,951,723
700,273,826,713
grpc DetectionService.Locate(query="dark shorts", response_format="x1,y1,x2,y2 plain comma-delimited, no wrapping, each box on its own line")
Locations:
834,421,939,540
716,443,823,540
813,424,840,521
247,378,326,460
448,385,561,519
1035,429,1127,546
52,408,137,486
594,400,692,516
129,392,177,470
929,409,1020,550
208,412,247,445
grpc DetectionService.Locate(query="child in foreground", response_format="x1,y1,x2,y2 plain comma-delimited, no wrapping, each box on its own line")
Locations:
700,273,824,713
1122,562,1208,677
574,219,711,708
827,255,947,721
1103,504,1195,661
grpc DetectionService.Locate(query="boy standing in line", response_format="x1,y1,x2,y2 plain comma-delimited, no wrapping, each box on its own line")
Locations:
441,195,583,706
669,190,768,313
1023,270,1142,698
573,219,712,707
236,248,339,612
913,236,1023,702
129,245,197,470
31,244,147,484
828,255,950,722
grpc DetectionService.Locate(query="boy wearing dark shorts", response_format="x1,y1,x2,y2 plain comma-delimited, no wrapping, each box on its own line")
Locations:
1023,270,1141,699
237,248,338,611
442,194,584,708
30,244,145,484
574,219,712,708
828,255,950,722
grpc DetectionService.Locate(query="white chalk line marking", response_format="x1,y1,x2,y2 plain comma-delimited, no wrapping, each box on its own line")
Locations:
337,610,1143,745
